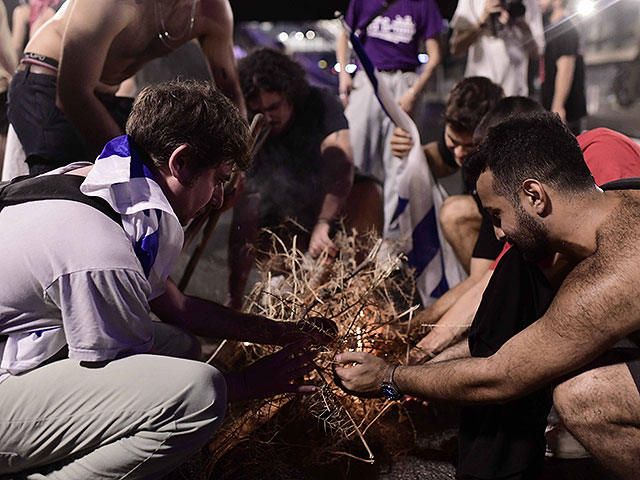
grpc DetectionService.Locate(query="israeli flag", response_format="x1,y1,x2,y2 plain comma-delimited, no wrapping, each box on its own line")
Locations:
348,30,466,306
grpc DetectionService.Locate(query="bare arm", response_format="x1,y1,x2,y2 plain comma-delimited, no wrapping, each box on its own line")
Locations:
450,0,502,56
0,28,16,75
430,338,471,363
56,0,133,149
424,141,459,178
551,55,576,123
308,129,354,258
410,262,493,362
397,37,441,113
11,6,28,58
152,278,331,345
337,243,640,403
336,30,352,107
389,130,458,177
198,0,246,117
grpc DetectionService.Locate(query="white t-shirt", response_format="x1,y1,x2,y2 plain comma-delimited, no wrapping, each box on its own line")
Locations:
0,199,154,381
0,148,184,383
451,0,544,96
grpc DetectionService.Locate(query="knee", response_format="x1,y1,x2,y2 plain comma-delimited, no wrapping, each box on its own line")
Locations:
439,195,480,234
553,374,598,433
175,330,202,361
179,362,228,435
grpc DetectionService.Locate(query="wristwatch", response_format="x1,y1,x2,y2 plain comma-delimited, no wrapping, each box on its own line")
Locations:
381,364,403,401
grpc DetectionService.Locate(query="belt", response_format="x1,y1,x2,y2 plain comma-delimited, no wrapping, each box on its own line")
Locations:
378,68,416,73
17,62,58,77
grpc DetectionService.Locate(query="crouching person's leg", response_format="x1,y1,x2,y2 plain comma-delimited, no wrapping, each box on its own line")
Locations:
553,348,640,479
153,321,203,361
0,354,226,479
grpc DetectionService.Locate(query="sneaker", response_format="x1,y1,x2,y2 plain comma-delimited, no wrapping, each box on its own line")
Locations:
545,420,591,459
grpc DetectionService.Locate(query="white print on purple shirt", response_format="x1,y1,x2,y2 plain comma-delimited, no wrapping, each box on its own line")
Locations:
366,15,417,45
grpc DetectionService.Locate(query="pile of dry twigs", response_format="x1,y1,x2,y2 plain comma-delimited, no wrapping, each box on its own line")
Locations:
197,227,420,479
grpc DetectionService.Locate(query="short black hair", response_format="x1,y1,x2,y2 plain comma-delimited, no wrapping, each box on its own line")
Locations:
126,79,251,173
444,77,504,134
464,112,596,204
238,47,310,111
472,96,545,145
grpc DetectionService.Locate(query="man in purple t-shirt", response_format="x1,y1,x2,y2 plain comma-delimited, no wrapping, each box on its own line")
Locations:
336,0,444,236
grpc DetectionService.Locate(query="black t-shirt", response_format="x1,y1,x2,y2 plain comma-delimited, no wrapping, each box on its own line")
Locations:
437,129,459,171
245,87,348,232
458,246,556,479
540,16,587,122
472,199,504,260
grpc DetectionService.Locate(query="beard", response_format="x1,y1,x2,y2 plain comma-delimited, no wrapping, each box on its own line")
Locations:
507,206,553,263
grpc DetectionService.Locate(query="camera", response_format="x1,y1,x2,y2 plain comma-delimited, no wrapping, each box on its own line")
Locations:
501,0,526,19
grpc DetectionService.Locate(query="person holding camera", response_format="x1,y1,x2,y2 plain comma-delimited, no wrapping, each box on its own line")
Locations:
450,0,544,96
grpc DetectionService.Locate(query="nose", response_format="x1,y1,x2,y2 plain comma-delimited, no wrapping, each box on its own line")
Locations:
455,145,473,161
493,225,506,241
210,183,224,210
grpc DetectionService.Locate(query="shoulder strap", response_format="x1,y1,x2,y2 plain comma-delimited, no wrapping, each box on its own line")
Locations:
355,0,401,39
600,177,640,191
0,174,122,226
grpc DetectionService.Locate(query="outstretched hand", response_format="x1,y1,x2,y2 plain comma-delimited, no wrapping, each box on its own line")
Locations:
333,351,388,397
281,316,339,346
226,340,319,401
309,221,338,259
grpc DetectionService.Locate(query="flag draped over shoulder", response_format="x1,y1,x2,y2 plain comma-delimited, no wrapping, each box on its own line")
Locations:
348,30,466,306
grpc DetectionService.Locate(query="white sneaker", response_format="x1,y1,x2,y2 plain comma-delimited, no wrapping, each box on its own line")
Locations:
545,420,591,459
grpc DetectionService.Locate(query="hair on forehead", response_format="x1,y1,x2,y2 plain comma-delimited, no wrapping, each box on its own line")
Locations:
126,79,251,174
463,112,596,204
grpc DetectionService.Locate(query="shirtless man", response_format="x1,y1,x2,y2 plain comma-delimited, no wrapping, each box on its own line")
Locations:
335,112,640,478
7,0,245,174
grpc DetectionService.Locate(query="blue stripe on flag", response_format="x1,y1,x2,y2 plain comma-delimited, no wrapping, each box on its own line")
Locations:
349,32,393,121
391,197,409,224
407,206,440,278
129,150,156,181
97,135,131,162
429,257,450,299
134,227,160,277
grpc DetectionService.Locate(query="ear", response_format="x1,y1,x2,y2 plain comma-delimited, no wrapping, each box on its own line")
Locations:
167,145,195,186
521,179,550,217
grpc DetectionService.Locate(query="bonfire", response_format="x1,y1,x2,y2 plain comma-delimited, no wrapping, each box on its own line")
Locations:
195,226,420,479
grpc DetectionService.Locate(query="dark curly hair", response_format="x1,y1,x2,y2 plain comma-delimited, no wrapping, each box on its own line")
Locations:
472,96,545,145
444,77,504,134
126,79,251,173
238,47,310,111
463,112,595,204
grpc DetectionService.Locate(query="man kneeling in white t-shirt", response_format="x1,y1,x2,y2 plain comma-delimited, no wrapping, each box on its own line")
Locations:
0,79,333,480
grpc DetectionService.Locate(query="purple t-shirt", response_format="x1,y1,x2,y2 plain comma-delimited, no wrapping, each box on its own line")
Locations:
345,0,444,71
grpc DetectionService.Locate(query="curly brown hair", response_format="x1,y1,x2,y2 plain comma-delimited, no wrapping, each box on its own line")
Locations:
444,77,504,134
238,47,310,112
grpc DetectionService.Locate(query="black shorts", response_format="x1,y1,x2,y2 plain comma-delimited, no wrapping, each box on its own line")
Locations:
610,337,640,394
0,90,8,134
7,63,133,174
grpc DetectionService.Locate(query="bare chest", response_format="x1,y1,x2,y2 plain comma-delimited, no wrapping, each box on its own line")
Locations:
101,1,203,85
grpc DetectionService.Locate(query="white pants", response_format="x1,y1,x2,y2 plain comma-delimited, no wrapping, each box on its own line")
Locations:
0,324,226,479
1,125,28,181
344,69,421,237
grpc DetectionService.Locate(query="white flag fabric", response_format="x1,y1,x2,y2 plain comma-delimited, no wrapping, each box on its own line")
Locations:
348,30,466,305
